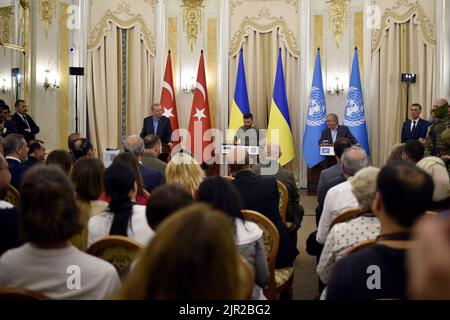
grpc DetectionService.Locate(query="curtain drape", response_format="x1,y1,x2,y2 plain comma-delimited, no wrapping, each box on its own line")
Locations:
229,28,300,175
370,19,436,167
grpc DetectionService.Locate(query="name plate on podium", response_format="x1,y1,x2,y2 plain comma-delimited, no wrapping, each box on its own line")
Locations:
221,144,259,155
320,146,335,156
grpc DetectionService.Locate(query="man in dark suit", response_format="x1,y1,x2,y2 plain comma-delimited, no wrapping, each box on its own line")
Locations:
319,113,357,145
140,103,172,145
228,148,299,268
0,105,18,138
401,103,430,143
12,100,40,143
3,134,29,189
23,140,46,167
124,135,163,192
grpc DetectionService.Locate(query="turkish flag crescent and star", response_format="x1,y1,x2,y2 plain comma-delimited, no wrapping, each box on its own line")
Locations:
187,51,212,163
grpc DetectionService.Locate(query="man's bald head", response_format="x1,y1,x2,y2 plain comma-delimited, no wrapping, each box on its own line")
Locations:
123,135,145,158
341,146,368,177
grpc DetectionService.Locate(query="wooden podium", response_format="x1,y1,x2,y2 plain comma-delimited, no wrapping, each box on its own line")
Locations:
307,143,337,195
158,143,171,163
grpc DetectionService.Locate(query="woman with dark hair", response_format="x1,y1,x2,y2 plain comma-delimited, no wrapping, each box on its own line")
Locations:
0,165,120,299
99,152,149,205
197,176,269,300
88,163,154,247
45,149,73,175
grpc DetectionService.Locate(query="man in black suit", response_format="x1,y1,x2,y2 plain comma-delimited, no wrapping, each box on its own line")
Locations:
401,103,430,143
23,140,46,167
319,113,357,145
12,100,40,143
3,134,29,189
228,148,299,268
140,103,172,144
0,105,18,137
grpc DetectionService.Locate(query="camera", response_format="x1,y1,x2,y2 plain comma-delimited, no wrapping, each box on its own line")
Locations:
69,47,76,54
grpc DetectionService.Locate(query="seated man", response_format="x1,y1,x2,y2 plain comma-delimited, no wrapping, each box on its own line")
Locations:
142,135,167,180
402,139,425,164
253,142,304,232
3,134,29,189
326,162,433,300
228,148,299,268
23,140,46,167
73,138,96,160
319,113,357,145
0,105,18,137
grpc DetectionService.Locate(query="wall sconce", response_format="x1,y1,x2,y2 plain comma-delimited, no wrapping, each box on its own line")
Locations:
43,69,59,92
182,76,195,94
327,76,345,96
0,77,10,95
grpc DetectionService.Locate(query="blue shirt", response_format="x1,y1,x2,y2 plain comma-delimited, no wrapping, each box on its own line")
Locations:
153,118,159,134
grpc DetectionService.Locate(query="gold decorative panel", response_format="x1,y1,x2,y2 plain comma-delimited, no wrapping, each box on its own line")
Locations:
59,3,69,148
182,0,204,52
38,0,57,38
326,0,349,49
168,17,177,89
314,15,323,52
0,7,12,44
207,18,217,128
354,11,364,84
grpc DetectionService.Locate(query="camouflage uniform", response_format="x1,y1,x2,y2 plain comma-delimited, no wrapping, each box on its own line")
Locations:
425,104,450,173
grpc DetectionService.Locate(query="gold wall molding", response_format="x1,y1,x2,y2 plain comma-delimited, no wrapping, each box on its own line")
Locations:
38,0,57,39
0,7,12,44
354,11,364,84
230,0,245,16
207,18,217,128
229,7,299,58
59,3,69,149
284,0,299,14
88,2,155,55
181,0,204,52
326,0,349,49
372,0,436,55
313,15,323,53
168,17,177,89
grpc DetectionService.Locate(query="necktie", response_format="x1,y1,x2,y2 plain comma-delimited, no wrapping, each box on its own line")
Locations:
411,120,417,132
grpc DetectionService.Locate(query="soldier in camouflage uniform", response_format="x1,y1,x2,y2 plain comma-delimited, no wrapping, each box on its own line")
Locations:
425,99,450,174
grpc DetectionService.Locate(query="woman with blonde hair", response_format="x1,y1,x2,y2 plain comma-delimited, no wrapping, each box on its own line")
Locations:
116,203,244,300
166,152,205,197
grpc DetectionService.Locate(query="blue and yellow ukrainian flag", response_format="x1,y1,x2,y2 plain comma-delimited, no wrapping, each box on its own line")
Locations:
228,49,250,141
267,49,295,166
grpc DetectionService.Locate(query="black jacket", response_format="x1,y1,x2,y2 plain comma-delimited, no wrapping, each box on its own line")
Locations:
140,116,172,144
319,125,358,145
12,112,40,142
401,118,430,143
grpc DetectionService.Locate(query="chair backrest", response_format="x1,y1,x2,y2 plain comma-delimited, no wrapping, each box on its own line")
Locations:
238,255,254,300
242,209,279,299
0,288,49,300
87,235,143,279
329,208,361,231
4,184,19,206
276,180,288,225
344,239,376,256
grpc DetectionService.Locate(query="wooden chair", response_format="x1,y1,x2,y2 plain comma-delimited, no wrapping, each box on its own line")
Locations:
238,255,254,300
0,288,49,300
87,235,143,280
329,208,361,231
344,239,376,257
276,180,288,226
4,184,19,206
242,209,294,300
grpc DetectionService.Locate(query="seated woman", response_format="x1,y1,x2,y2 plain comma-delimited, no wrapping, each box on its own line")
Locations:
70,157,108,251
0,165,120,299
45,150,73,175
166,152,205,198
115,204,246,299
317,167,381,286
88,163,154,247
197,176,269,300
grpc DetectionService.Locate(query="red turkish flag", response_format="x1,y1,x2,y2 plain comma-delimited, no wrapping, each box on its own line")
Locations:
160,51,179,131
187,51,212,163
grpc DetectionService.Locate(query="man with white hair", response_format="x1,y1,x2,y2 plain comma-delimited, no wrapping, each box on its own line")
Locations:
316,146,369,244
123,135,163,192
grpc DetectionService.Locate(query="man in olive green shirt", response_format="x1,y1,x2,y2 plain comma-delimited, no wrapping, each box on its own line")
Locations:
142,135,167,180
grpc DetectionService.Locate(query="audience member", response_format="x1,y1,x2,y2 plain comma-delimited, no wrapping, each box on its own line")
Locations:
45,150,73,175
116,204,245,299
402,139,425,164
142,134,167,180
326,162,433,300
146,183,192,230
68,133,82,162
228,148,298,268
70,157,108,251
0,104,18,137
123,135,163,192
316,146,368,244
23,139,45,167
88,163,154,247
198,176,269,300
317,167,380,285
3,134,29,189
12,100,40,143
73,138,95,160
386,143,406,165
0,165,120,299
166,152,205,197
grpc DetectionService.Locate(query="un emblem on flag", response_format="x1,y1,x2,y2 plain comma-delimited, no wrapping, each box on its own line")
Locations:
307,87,326,126
344,87,365,127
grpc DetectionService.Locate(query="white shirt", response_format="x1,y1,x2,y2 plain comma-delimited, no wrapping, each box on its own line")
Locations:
317,216,380,284
331,128,338,143
316,180,359,244
88,204,154,247
0,244,121,299
5,156,21,163
410,118,419,132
